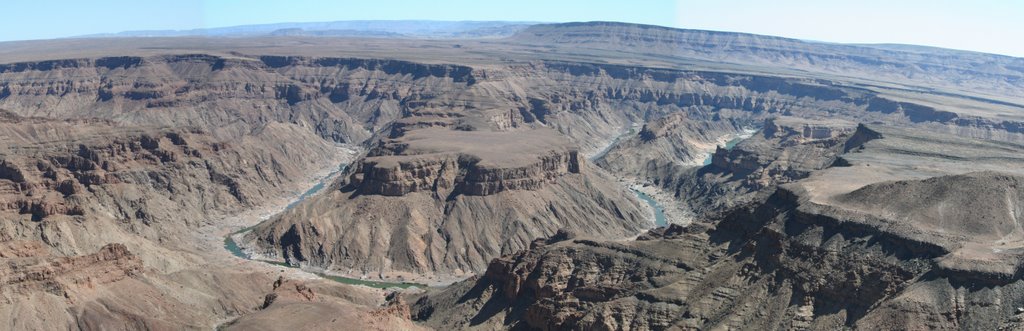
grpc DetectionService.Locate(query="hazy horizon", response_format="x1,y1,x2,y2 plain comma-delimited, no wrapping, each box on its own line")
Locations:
0,0,1021,58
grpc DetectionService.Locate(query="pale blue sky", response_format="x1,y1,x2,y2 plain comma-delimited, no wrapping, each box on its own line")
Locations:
1,0,1021,57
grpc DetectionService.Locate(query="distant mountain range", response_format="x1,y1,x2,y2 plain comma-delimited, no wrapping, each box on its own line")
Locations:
77,20,542,39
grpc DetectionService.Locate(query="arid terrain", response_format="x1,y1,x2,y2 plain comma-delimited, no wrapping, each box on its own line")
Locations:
1,21,1023,330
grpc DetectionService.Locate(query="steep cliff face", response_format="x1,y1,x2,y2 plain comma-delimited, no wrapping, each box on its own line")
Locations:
510,22,1024,100
352,149,581,197
0,55,477,144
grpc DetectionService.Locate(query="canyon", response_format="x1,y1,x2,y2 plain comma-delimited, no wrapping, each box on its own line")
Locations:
0,21,1022,330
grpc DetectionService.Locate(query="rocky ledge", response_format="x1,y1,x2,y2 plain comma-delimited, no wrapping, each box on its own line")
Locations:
0,242,142,303
350,149,581,198
346,126,585,198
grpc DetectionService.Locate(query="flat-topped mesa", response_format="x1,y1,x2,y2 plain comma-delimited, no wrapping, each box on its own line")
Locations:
348,127,582,197
350,149,581,197
760,117,857,142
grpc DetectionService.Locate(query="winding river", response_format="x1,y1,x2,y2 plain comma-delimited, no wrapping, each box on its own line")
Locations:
613,127,755,228
590,125,672,228
631,190,668,227
222,164,423,289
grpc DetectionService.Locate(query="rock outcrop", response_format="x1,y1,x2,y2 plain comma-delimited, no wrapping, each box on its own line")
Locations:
0,242,142,303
